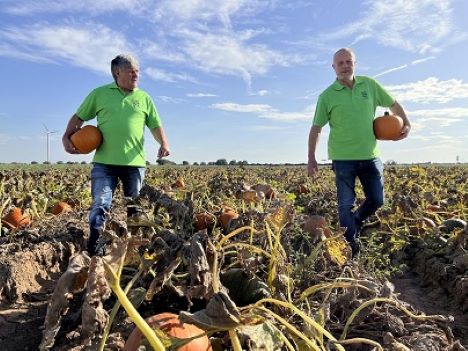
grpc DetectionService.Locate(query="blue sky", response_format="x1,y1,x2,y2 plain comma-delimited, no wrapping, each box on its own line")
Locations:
1,0,467,164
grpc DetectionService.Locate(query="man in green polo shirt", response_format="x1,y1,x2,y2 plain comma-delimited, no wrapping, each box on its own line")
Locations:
307,48,411,259
62,54,170,255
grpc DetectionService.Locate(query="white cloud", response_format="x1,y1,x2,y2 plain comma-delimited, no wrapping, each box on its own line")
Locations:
321,0,455,54
0,23,132,74
175,29,293,87
187,93,217,97
374,56,436,78
387,77,468,103
211,102,314,121
145,67,196,83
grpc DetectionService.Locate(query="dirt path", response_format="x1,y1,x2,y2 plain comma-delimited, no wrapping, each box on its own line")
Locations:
392,271,468,348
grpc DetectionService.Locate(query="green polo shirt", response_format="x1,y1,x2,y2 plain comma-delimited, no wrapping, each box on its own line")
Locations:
76,82,162,167
313,76,394,160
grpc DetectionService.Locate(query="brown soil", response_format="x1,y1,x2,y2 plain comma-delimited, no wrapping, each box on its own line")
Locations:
392,271,468,348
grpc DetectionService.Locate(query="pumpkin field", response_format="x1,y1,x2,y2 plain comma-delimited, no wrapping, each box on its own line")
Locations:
0,164,467,351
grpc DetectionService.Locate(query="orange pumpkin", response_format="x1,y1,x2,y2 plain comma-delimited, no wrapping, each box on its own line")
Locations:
70,125,102,154
298,184,310,194
373,112,403,140
51,201,72,215
172,178,185,189
1,207,31,229
123,312,212,351
219,208,239,231
194,212,215,231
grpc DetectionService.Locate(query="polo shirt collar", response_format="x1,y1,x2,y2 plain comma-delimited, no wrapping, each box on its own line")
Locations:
332,76,363,90
108,82,139,94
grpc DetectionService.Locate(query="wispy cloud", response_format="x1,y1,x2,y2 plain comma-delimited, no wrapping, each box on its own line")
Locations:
187,93,217,98
321,0,455,54
0,23,132,74
211,102,314,121
155,96,184,104
374,56,436,78
387,77,468,103
145,67,197,83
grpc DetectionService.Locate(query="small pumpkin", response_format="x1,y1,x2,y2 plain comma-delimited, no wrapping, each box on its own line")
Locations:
298,184,310,194
51,201,72,215
172,178,185,189
373,111,403,140
219,208,239,231
70,125,102,154
1,207,31,229
123,312,212,351
193,212,215,231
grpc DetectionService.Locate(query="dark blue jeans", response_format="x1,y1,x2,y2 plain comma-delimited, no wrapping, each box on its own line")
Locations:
332,158,384,245
88,163,145,254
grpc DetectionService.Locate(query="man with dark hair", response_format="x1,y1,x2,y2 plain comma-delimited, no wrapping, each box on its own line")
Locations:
62,54,170,255
308,48,411,258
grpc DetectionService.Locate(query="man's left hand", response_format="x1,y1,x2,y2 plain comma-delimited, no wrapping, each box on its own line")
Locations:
395,124,411,140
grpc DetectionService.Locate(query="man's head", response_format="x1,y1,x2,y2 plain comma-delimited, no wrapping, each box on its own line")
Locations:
111,54,140,92
332,48,355,81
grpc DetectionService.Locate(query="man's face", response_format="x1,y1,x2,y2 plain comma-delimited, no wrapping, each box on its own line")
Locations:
332,51,355,81
116,65,139,91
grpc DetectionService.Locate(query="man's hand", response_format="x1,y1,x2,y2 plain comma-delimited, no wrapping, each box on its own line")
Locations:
394,124,411,141
308,158,318,177
62,135,80,154
157,143,170,159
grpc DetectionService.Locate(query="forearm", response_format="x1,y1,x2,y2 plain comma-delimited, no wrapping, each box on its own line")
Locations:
390,101,410,127
308,125,322,161
150,126,169,146
62,114,83,139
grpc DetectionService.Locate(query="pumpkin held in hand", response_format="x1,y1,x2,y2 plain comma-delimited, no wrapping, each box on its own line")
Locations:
70,125,102,153
123,312,212,351
373,111,404,140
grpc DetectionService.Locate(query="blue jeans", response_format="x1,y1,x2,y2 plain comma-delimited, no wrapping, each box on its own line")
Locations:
332,158,384,245
88,163,145,254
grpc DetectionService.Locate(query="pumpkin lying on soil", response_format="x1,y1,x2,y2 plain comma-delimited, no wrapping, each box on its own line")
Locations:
219,207,239,231
1,207,31,229
51,201,72,215
172,178,185,189
298,184,310,194
123,312,212,351
193,212,216,231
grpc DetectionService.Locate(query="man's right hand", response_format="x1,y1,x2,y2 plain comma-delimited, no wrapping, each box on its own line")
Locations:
308,158,318,177
62,135,80,154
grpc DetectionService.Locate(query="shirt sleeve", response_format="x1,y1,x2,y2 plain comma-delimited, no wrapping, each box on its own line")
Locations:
313,94,329,127
145,96,162,129
76,89,98,121
372,78,395,108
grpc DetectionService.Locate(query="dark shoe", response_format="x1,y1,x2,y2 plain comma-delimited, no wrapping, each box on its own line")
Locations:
350,240,361,260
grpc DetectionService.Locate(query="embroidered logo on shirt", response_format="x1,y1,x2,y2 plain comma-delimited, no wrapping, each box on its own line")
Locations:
361,91,368,98
131,100,141,109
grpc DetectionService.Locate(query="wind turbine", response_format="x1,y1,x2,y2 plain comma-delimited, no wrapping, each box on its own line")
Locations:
43,124,58,163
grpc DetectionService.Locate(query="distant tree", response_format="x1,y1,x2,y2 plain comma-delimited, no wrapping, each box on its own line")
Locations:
193,162,199,166
208,161,215,166
156,159,176,165
57,161,64,164
80,161,87,164
43,161,51,165
200,162,207,166
239,160,249,166
386,160,397,165
146,160,151,166
182,161,190,165
31,161,38,164
216,158,228,166
229,160,237,165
